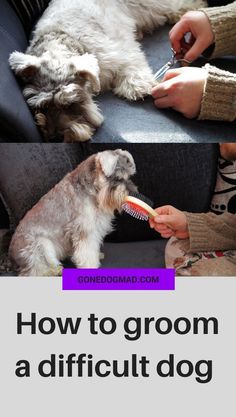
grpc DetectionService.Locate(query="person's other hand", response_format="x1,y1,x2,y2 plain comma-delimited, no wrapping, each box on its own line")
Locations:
220,143,236,161
149,205,189,239
169,11,215,62
152,67,207,119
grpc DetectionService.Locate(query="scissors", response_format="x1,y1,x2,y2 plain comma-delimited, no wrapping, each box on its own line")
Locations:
154,48,192,81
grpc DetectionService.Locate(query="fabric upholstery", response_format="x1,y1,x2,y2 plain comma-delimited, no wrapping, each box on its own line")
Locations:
0,0,42,142
8,0,50,35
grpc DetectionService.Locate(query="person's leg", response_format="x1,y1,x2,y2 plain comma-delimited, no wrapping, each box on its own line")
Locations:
188,257,236,276
165,237,236,276
165,237,201,276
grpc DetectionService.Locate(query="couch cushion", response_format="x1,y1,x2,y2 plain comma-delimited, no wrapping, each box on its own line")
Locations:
0,0,42,142
102,240,166,268
8,0,50,36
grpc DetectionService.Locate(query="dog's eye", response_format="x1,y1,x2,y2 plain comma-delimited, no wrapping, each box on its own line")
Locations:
126,157,132,165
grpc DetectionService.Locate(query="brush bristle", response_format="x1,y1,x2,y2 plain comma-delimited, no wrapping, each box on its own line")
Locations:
122,203,149,221
122,190,154,221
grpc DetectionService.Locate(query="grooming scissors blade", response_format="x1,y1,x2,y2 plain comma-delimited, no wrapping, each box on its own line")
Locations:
154,49,192,81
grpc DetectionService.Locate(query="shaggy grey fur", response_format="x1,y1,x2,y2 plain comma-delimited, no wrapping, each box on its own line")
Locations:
9,149,137,276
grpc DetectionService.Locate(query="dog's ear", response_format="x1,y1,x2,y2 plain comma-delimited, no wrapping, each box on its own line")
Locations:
9,51,40,79
71,53,101,93
97,151,119,177
115,149,136,174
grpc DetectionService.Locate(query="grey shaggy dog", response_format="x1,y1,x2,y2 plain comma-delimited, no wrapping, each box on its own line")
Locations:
9,149,137,276
9,0,206,142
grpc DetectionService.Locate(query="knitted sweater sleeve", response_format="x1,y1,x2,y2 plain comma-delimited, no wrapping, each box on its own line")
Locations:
197,2,236,121
198,63,236,121
185,212,236,252
200,1,236,58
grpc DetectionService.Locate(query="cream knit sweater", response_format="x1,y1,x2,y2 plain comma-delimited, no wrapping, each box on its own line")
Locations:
198,1,236,121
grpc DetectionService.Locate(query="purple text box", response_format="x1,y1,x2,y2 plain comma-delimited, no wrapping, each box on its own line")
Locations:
62,268,175,291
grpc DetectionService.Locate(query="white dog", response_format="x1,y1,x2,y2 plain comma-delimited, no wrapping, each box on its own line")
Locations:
9,149,137,276
9,0,206,142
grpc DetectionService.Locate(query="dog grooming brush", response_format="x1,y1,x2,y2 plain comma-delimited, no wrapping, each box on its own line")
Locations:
122,192,157,221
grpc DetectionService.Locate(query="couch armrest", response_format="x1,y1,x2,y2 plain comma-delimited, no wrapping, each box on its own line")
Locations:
0,0,42,142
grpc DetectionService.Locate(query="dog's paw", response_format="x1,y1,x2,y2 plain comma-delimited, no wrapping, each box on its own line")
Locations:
86,102,104,128
43,264,63,277
73,256,100,269
114,74,155,101
64,123,94,143
19,263,63,277
91,110,104,128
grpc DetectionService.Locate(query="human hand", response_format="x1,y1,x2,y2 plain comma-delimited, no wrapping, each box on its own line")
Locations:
169,11,215,62
149,205,189,239
220,143,236,161
152,67,207,119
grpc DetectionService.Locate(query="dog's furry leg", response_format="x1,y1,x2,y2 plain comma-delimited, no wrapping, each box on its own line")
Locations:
113,49,155,100
84,100,104,128
166,0,208,24
16,237,62,277
63,100,104,142
72,235,101,269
